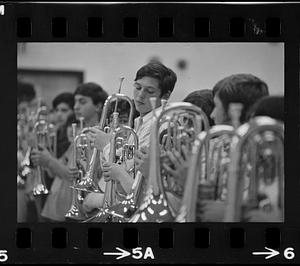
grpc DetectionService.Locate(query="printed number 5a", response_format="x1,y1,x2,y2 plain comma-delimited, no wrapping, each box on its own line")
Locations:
0,250,8,262
0,5,4,16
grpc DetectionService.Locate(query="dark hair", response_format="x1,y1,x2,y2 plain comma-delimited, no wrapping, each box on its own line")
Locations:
74,82,108,106
134,62,177,98
212,73,269,123
183,89,215,126
17,81,36,104
247,96,284,122
52,92,75,110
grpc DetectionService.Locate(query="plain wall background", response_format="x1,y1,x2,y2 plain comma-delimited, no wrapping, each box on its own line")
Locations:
18,42,284,107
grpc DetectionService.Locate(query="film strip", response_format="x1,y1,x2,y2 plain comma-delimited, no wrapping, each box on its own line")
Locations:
0,1,300,264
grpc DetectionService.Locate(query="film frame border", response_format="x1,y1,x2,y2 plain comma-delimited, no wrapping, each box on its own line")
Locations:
0,2,299,264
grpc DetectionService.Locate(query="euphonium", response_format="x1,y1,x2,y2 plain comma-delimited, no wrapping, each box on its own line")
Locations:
224,116,284,222
176,125,235,222
72,93,135,193
130,100,210,222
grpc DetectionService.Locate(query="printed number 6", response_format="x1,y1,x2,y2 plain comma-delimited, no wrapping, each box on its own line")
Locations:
284,247,295,260
0,250,8,262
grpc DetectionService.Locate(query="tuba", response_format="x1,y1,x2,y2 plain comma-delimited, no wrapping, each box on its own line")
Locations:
130,100,210,222
224,116,284,222
176,125,236,222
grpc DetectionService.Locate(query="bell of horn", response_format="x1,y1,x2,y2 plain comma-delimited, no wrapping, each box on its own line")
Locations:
176,125,235,222
224,116,284,222
130,102,210,222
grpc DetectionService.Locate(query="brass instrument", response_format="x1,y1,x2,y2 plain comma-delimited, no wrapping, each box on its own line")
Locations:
32,119,50,196
17,99,43,188
224,116,284,222
72,82,134,194
176,125,235,222
104,99,169,222
17,146,32,188
176,103,242,222
83,124,139,223
65,122,91,221
32,106,57,197
71,95,134,193
130,100,210,222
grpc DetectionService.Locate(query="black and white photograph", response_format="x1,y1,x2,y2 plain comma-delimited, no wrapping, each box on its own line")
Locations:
17,42,284,223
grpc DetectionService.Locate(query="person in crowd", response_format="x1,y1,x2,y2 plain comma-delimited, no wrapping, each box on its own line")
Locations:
52,92,75,159
200,73,270,222
82,62,177,214
31,114,78,222
31,83,109,221
162,74,270,222
210,73,269,125
246,95,284,122
74,82,109,128
183,89,215,126
17,81,37,117
160,89,216,212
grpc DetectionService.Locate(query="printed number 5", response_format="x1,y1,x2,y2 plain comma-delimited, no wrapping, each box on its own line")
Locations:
0,250,8,262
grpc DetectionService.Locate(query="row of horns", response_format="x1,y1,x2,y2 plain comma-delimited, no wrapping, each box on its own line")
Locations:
18,89,284,223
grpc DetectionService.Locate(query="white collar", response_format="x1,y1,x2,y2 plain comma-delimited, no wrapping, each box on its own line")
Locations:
134,106,163,128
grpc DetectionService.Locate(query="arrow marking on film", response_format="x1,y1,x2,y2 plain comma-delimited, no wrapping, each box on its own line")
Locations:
252,247,280,260
103,247,131,260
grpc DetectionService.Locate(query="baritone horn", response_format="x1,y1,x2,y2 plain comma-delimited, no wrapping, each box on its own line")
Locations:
224,116,284,222
130,100,210,222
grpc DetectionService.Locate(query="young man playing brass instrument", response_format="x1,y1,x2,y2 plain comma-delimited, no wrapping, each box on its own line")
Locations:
166,74,271,222
82,62,177,214
30,83,109,221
